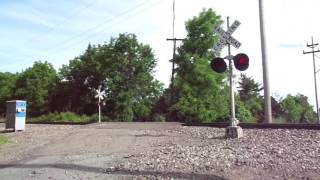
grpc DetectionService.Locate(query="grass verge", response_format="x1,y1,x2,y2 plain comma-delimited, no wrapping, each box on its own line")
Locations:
0,135,8,145
27,112,110,124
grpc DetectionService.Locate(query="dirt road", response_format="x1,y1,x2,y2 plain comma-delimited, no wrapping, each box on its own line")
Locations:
0,122,185,179
0,122,319,180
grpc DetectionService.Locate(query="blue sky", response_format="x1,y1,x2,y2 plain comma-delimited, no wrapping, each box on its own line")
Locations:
2,0,320,109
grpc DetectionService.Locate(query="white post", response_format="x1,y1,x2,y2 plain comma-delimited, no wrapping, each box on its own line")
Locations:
258,0,272,123
225,17,242,138
98,96,101,123
227,17,238,127
98,85,102,123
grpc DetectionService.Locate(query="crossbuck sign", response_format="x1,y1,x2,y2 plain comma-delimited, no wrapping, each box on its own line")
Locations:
213,20,241,51
95,86,105,123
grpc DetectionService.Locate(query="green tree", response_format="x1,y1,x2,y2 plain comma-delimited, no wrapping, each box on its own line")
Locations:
169,8,229,123
238,74,263,101
55,34,162,121
14,61,57,116
280,94,316,123
0,72,18,116
237,74,263,122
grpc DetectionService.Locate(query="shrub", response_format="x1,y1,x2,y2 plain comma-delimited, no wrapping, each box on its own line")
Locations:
152,113,166,122
27,112,97,123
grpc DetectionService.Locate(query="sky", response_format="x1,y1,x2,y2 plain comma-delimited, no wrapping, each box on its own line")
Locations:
1,0,320,109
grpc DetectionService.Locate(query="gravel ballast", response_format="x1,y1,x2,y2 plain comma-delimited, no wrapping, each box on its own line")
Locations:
117,126,320,180
0,123,319,180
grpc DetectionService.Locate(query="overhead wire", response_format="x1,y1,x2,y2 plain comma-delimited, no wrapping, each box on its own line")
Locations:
43,0,163,55
1,0,99,70
41,0,155,54
23,0,98,45
3,0,162,68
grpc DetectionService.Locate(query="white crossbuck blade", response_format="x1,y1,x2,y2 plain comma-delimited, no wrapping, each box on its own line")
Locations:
95,89,105,100
213,20,242,51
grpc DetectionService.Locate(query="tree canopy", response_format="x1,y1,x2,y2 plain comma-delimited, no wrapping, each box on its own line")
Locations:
0,72,18,115
168,8,229,123
13,61,57,116
280,94,317,123
51,33,162,121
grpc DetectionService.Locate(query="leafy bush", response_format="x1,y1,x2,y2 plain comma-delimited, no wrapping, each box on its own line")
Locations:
27,112,99,123
236,102,255,123
152,113,166,122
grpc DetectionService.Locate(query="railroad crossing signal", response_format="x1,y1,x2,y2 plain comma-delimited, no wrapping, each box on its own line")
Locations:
211,19,249,73
211,17,247,138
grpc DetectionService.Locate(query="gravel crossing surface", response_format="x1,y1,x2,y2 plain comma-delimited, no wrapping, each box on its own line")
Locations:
0,122,319,180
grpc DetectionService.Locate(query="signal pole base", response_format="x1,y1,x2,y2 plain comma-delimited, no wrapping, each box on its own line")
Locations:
225,126,243,138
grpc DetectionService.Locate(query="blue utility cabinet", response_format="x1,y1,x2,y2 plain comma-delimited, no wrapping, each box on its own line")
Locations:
6,100,27,131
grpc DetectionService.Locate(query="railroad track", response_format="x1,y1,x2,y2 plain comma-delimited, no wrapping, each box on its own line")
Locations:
184,122,320,130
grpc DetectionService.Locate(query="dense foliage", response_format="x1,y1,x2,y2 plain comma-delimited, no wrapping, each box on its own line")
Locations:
0,72,17,116
13,61,57,116
50,33,162,121
237,74,263,122
280,94,317,123
165,8,229,123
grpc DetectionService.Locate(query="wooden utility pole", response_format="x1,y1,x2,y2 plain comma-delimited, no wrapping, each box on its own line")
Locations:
303,37,320,123
167,0,183,103
166,38,183,87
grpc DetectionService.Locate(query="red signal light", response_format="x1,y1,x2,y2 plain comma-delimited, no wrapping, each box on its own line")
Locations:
210,57,227,73
233,53,249,71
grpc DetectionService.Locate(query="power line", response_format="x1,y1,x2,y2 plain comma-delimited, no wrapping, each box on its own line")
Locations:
2,0,162,68
44,0,160,55
0,0,99,69
23,0,98,45
172,0,175,39
38,0,155,55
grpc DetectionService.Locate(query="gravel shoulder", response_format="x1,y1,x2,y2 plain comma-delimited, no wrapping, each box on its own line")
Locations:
0,122,319,180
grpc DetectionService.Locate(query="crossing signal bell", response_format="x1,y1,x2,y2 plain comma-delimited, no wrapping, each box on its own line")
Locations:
210,53,249,73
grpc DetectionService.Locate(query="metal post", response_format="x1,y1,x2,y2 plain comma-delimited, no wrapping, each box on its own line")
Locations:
258,0,272,123
224,17,243,138
227,17,237,127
